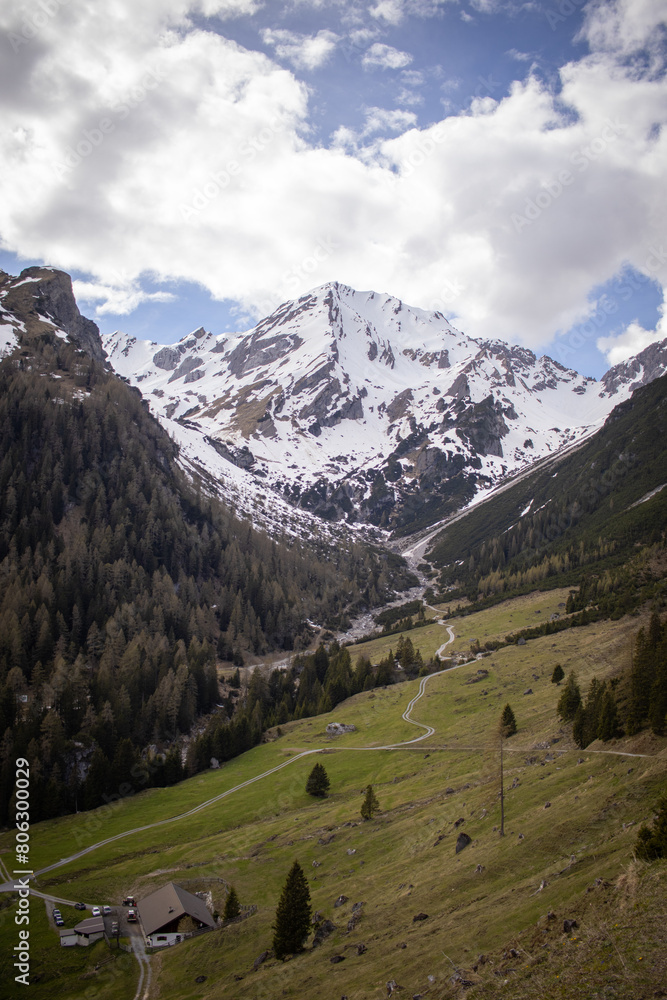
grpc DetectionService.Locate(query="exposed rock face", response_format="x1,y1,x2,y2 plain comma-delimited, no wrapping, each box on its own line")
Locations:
17,267,106,362
326,723,356,736
153,346,182,370
600,338,667,395
169,356,203,382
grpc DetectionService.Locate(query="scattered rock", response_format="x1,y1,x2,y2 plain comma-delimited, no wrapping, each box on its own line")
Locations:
331,955,345,964
456,832,472,854
209,757,220,769
454,817,465,828
312,911,323,924
326,723,356,736
544,801,551,809
474,864,485,873
412,912,429,922
195,975,207,983
517,637,526,646
312,861,321,867
334,895,349,908
312,919,337,947
546,911,556,921
346,849,356,855
518,833,524,840
253,950,270,971
356,942,367,955
511,777,520,788
319,834,335,845
577,758,584,764
445,787,455,795
387,979,402,994
563,919,578,934
352,901,364,913
523,688,533,695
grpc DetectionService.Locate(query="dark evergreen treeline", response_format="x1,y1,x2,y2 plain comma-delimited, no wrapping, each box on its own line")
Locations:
0,320,413,826
188,637,431,771
556,610,667,747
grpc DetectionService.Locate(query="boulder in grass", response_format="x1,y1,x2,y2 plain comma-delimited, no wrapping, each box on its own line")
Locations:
455,832,472,853
412,912,429,922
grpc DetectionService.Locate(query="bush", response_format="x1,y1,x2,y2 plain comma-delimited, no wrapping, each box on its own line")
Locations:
635,796,667,861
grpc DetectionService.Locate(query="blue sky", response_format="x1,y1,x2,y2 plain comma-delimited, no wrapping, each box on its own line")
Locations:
1,0,666,377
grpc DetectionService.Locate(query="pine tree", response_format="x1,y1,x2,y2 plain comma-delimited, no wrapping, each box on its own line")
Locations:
272,861,312,959
500,703,517,737
360,784,380,820
305,762,330,798
223,885,241,921
557,671,582,721
551,663,564,684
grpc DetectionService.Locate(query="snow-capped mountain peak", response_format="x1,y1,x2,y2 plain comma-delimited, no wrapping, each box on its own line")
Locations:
103,283,667,535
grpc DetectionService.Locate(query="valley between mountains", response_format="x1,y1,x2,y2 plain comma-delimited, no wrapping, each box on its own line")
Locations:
0,265,666,1000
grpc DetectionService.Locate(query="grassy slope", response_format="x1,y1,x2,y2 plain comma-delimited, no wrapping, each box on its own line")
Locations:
1,595,666,1000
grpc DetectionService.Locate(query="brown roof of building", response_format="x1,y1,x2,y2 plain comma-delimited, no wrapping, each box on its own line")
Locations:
74,916,105,935
137,883,216,937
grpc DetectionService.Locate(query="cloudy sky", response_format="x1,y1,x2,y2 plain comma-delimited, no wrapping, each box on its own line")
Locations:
1,0,665,376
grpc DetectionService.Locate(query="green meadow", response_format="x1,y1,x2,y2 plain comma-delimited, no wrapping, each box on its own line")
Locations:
1,592,665,1000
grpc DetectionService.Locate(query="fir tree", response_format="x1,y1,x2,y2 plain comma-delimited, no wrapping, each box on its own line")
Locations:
500,703,517,737
272,861,312,959
557,671,582,721
223,885,241,921
305,762,330,798
551,663,564,684
360,784,380,820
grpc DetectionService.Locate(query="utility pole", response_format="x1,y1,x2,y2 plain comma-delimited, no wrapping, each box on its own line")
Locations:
499,726,505,837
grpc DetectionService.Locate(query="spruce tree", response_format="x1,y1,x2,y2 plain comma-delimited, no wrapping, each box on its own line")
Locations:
272,861,312,959
551,663,564,684
360,784,380,820
306,762,330,797
223,885,241,921
557,671,582,721
500,703,517,737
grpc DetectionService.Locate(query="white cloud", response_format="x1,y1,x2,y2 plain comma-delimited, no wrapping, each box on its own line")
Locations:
362,42,413,69
0,0,666,357
73,280,177,315
597,299,667,365
369,0,404,24
507,48,531,61
260,28,339,70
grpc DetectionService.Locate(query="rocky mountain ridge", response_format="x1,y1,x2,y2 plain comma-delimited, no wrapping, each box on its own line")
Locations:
102,280,667,536
3,266,666,539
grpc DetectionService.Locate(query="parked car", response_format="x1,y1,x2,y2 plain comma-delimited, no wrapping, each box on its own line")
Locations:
111,921,119,934
127,908,137,922
52,908,61,919
122,896,136,906
74,902,86,911
91,906,101,917
55,917,64,927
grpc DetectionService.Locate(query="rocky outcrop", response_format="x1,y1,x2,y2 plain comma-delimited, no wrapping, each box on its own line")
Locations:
15,267,106,362
600,338,667,395
153,346,182,370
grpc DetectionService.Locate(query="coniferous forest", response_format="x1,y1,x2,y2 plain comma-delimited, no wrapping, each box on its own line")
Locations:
0,279,415,825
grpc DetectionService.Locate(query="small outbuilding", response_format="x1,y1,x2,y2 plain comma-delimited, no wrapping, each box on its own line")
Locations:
137,883,216,948
59,928,78,947
73,916,105,945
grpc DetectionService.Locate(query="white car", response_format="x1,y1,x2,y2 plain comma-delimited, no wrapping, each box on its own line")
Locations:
102,906,112,916
91,906,101,917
